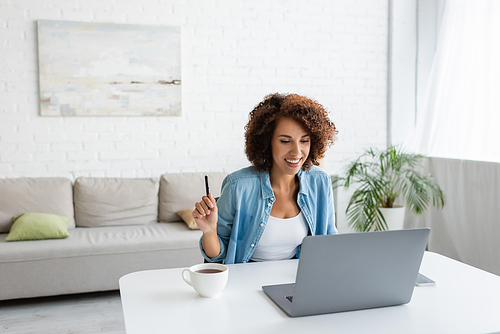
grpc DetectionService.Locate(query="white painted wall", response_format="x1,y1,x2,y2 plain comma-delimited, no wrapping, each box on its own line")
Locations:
0,0,389,231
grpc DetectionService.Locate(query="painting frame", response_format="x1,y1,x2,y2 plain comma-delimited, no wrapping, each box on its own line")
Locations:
37,20,181,116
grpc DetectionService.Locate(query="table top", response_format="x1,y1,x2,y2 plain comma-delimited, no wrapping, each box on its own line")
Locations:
119,252,500,334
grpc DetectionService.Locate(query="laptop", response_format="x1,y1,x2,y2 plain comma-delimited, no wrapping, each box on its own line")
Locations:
262,228,430,317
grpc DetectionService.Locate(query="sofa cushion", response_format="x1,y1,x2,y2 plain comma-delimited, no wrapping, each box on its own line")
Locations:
159,172,227,222
6,213,70,241
74,177,159,227
0,223,202,262
0,178,75,233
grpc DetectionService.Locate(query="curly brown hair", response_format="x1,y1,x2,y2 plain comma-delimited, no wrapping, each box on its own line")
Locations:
244,93,338,172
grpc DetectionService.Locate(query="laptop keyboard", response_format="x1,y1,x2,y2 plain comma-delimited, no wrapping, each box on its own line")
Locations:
286,296,293,303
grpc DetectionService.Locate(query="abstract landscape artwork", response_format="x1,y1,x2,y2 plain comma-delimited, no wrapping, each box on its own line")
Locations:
37,20,181,116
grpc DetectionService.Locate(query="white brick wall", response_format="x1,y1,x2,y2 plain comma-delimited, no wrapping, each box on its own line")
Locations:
0,0,389,231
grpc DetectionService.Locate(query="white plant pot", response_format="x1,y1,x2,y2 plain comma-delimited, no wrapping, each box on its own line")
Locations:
379,205,406,230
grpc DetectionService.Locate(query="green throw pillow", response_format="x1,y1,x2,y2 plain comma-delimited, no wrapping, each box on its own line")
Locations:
6,213,70,242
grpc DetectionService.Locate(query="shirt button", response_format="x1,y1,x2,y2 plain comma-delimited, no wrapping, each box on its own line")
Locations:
251,244,255,247
268,203,271,207
243,261,246,263
260,223,264,227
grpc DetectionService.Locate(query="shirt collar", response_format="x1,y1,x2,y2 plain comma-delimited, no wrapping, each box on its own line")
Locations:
259,170,274,199
297,168,308,196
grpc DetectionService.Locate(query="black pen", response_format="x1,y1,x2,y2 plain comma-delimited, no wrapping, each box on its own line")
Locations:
205,175,210,197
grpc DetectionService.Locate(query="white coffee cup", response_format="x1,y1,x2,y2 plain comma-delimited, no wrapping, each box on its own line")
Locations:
181,263,228,298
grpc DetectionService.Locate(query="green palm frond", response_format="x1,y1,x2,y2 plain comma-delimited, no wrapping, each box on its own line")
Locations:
333,145,445,232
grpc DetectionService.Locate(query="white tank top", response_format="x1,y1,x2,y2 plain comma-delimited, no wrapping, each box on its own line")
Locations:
250,212,309,262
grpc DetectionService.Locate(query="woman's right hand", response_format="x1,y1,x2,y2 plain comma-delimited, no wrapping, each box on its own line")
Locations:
192,193,218,234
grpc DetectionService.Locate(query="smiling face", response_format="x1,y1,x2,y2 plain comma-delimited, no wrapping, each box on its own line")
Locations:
270,117,311,177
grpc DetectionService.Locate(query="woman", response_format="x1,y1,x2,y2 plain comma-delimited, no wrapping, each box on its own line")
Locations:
193,93,338,264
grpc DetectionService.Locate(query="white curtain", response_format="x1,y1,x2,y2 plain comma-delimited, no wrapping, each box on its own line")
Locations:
405,0,500,163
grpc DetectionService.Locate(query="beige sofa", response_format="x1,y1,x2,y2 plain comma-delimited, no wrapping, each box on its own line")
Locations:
0,172,226,301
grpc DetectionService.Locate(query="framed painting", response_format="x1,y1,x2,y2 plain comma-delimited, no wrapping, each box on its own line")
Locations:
37,20,181,116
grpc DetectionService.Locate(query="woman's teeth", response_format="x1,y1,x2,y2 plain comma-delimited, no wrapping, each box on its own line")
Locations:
285,158,300,164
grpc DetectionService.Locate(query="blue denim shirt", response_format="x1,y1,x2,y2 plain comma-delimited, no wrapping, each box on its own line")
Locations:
200,165,337,264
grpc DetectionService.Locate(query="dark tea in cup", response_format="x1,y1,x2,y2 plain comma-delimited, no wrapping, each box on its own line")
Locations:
196,269,223,274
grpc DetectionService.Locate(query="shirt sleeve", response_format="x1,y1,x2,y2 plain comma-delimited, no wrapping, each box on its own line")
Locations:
326,175,338,235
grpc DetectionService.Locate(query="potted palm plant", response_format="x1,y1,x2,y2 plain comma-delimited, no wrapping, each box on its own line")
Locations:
333,145,445,232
